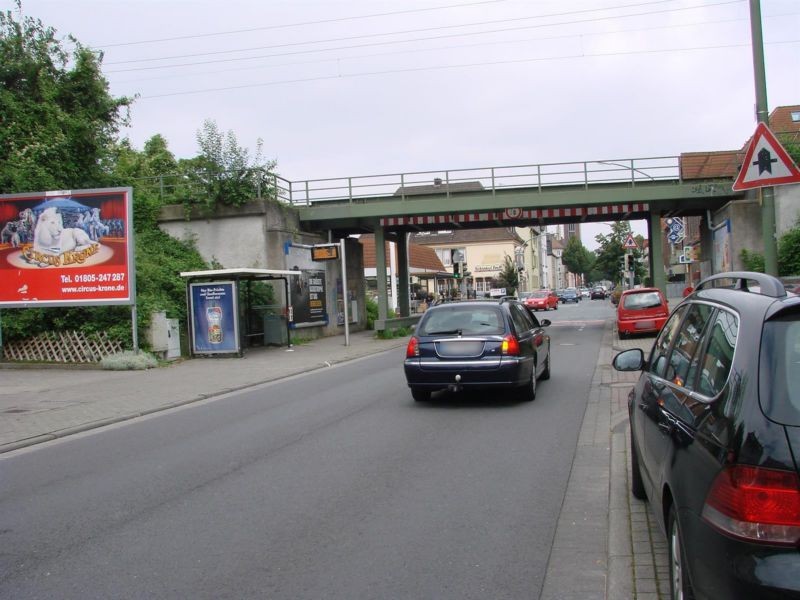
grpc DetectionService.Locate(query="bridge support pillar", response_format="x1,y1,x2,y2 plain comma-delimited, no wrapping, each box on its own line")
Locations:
397,233,411,318
374,225,389,322
648,208,666,295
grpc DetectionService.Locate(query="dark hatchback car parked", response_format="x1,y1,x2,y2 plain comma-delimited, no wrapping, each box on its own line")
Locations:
613,272,800,600
404,299,551,402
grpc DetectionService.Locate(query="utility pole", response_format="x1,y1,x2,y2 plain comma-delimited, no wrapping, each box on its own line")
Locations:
749,0,778,275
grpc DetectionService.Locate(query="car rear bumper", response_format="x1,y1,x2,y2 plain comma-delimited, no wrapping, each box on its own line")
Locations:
404,356,531,390
618,316,667,334
678,508,800,599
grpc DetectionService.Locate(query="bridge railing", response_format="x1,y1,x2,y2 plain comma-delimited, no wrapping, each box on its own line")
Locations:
131,156,681,207
283,156,681,206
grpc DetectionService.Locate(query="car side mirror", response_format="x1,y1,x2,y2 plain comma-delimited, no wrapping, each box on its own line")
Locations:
613,348,645,371
539,319,551,327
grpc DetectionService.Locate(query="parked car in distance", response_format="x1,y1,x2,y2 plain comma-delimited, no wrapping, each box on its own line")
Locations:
590,286,606,300
579,287,590,299
523,289,559,311
616,287,669,338
404,298,551,402
560,288,580,303
612,272,800,599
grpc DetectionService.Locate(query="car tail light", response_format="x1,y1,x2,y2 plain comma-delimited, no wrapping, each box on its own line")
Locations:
406,336,420,358
701,465,800,546
501,334,520,356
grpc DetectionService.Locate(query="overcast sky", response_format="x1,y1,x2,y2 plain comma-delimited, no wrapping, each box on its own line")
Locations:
5,0,799,247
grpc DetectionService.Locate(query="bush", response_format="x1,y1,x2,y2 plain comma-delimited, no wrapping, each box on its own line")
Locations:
778,224,800,276
740,248,765,273
366,296,379,329
100,350,158,370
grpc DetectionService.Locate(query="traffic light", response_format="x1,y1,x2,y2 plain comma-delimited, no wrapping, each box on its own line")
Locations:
453,261,461,279
624,254,633,272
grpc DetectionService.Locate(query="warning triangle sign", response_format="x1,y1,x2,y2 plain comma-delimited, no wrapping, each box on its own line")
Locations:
623,234,638,249
732,122,800,191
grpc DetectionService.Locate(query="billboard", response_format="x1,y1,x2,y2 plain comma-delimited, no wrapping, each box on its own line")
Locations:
189,281,240,354
0,188,134,307
285,243,328,327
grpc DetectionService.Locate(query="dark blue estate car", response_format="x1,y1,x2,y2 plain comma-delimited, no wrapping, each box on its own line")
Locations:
560,288,580,303
404,299,551,402
613,272,800,599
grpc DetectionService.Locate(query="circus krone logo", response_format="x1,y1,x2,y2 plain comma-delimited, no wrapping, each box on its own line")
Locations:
5,199,118,269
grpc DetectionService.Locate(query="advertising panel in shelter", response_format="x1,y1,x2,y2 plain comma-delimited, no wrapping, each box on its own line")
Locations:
189,281,240,354
0,188,134,307
285,243,328,327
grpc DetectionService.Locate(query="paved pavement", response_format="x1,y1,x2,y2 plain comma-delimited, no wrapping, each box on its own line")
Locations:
1,322,666,599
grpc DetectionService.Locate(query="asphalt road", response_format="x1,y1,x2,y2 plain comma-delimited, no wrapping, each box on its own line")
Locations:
0,299,613,599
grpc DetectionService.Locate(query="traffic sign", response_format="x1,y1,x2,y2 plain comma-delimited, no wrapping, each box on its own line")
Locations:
732,122,800,191
665,217,685,244
623,234,638,249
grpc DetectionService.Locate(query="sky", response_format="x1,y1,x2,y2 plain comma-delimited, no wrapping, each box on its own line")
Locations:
5,0,799,249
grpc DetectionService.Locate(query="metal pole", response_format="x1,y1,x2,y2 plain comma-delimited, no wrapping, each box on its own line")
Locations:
340,238,350,347
131,304,139,353
749,0,778,275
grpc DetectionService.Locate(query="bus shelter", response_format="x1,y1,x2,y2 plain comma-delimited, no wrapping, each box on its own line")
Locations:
180,268,301,357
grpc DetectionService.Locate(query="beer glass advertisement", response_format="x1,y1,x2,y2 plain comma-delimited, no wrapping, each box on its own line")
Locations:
0,188,134,307
189,281,239,354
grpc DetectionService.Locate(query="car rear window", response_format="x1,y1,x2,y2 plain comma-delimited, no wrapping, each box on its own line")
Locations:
622,291,663,310
532,291,548,298
759,315,800,425
418,305,504,336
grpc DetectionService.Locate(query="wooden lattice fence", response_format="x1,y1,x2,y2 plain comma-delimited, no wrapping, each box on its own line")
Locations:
2,331,123,363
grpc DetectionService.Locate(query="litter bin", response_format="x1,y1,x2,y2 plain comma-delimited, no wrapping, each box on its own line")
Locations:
263,314,288,346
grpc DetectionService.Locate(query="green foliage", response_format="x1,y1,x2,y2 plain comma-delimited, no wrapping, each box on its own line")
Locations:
101,350,158,370
0,5,133,193
740,248,765,273
497,255,519,296
376,326,413,339
366,296,379,329
182,119,277,212
133,228,209,336
593,222,647,284
778,222,800,276
562,236,596,282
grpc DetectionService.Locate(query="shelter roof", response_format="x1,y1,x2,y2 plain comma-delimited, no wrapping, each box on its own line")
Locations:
180,268,301,279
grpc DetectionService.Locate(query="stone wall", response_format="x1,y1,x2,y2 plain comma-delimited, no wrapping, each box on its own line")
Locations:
157,200,366,338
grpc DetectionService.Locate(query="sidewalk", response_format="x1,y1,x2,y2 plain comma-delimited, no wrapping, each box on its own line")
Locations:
0,322,666,599
0,329,409,453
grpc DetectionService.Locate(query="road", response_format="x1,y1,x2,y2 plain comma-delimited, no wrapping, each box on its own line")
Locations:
0,299,615,600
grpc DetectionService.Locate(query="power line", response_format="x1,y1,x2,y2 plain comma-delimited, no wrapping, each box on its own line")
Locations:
110,11,766,86
96,0,511,48
139,40,798,100
105,0,745,74
105,0,682,65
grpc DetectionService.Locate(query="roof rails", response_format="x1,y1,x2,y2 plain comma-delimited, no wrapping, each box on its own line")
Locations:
694,271,787,298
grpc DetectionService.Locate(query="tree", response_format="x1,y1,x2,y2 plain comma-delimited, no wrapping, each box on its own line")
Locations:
561,236,596,284
0,3,133,193
497,255,519,296
593,222,647,285
182,119,277,211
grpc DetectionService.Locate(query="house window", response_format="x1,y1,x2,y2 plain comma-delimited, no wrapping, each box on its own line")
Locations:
791,111,800,123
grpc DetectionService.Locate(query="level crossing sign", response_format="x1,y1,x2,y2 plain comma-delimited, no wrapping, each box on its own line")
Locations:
732,122,800,191
623,233,638,249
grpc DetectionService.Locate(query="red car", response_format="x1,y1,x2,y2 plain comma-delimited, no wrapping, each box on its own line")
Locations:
616,287,669,338
524,289,559,311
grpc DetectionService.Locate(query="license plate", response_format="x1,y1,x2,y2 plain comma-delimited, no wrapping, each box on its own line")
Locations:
635,320,655,330
436,340,485,357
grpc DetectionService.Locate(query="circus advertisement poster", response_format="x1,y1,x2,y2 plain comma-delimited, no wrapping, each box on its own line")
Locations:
189,282,239,355
0,188,134,307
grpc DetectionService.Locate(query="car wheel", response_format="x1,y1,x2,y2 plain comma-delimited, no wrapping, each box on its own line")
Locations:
541,353,551,380
619,329,627,339
519,364,537,402
411,388,431,402
630,431,646,500
668,505,696,600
